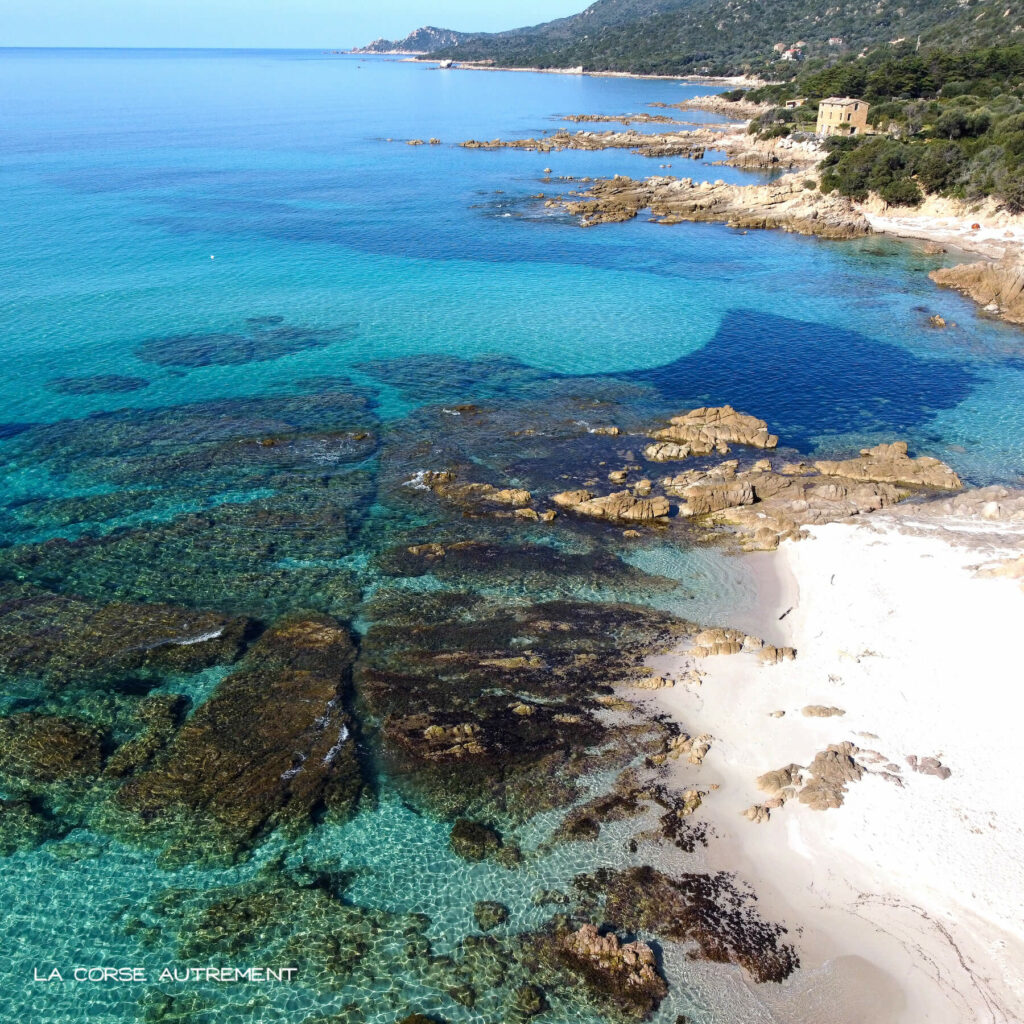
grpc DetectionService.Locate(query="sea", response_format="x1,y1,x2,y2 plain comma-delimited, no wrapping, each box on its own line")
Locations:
0,47,1022,1024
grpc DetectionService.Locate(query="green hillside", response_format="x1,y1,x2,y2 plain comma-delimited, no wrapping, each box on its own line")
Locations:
412,0,1024,77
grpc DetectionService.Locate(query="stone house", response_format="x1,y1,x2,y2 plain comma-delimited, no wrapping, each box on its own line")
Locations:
817,97,870,137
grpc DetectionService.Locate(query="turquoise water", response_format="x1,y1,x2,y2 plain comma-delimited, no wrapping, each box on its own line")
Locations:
1,48,1023,1024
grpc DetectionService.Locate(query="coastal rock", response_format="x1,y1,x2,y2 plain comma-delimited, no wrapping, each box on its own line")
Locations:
675,478,755,517
815,442,963,491
559,924,667,1017
798,742,864,811
645,441,701,462
555,489,670,522
930,258,1024,325
649,406,778,456
552,488,594,507
563,174,870,239
802,705,846,718
906,755,952,780
758,645,797,665
416,470,533,510
756,765,804,796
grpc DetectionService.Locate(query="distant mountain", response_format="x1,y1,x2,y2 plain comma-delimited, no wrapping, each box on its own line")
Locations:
352,26,468,54
361,0,1024,75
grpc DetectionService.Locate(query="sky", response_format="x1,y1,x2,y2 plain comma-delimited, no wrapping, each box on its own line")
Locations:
0,0,588,48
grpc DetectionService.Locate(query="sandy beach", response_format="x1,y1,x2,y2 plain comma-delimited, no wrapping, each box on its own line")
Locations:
641,497,1024,1022
394,56,766,86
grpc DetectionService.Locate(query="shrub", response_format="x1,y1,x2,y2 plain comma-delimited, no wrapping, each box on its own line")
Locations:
879,177,924,206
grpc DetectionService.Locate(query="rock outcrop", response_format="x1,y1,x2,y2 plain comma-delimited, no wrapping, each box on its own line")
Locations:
413,470,533,510
755,742,865,814
930,257,1024,325
561,173,871,239
815,442,963,490
659,441,962,550
559,924,667,1017
551,489,670,522
648,406,778,457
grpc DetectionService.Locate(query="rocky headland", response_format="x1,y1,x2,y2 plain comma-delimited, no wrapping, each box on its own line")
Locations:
556,171,869,236
456,124,820,171
929,256,1024,325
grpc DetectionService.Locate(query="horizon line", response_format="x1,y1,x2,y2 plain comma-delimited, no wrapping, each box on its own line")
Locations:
0,45,365,52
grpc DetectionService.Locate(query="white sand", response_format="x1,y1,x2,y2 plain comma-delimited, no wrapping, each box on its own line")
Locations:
644,512,1024,1023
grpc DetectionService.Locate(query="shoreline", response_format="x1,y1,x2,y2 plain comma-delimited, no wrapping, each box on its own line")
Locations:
392,56,765,86
640,495,1024,1022
555,170,1024,321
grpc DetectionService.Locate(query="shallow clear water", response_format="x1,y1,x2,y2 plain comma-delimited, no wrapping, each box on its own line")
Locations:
1,48,1023,1024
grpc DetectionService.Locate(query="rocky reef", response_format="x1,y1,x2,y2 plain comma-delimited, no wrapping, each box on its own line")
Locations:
574,865,799,984
557,173,870,238
0,583,249,687
456,121,818,172
136,317,358,367
114,616,364,864
0,365,973,1023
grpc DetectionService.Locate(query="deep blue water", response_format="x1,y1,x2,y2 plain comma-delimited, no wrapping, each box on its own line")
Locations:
2,48,1023,480
1,48,1023,1024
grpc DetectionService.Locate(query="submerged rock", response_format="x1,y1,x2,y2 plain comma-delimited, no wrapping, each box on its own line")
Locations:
358,589,687,823
473,900,510,931
575,865,799,985
450,819,504,862
136,319,358,367
0,583,250,687
0,798,66,855
509,984,548,1018
114,615,363,863
48,374,151,395
0,713,106,789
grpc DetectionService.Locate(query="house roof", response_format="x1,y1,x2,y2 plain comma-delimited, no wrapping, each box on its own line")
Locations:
821,96,868,107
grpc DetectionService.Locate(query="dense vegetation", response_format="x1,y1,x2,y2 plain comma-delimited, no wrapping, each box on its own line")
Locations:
365,0,1024,78
743,44,1024,210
